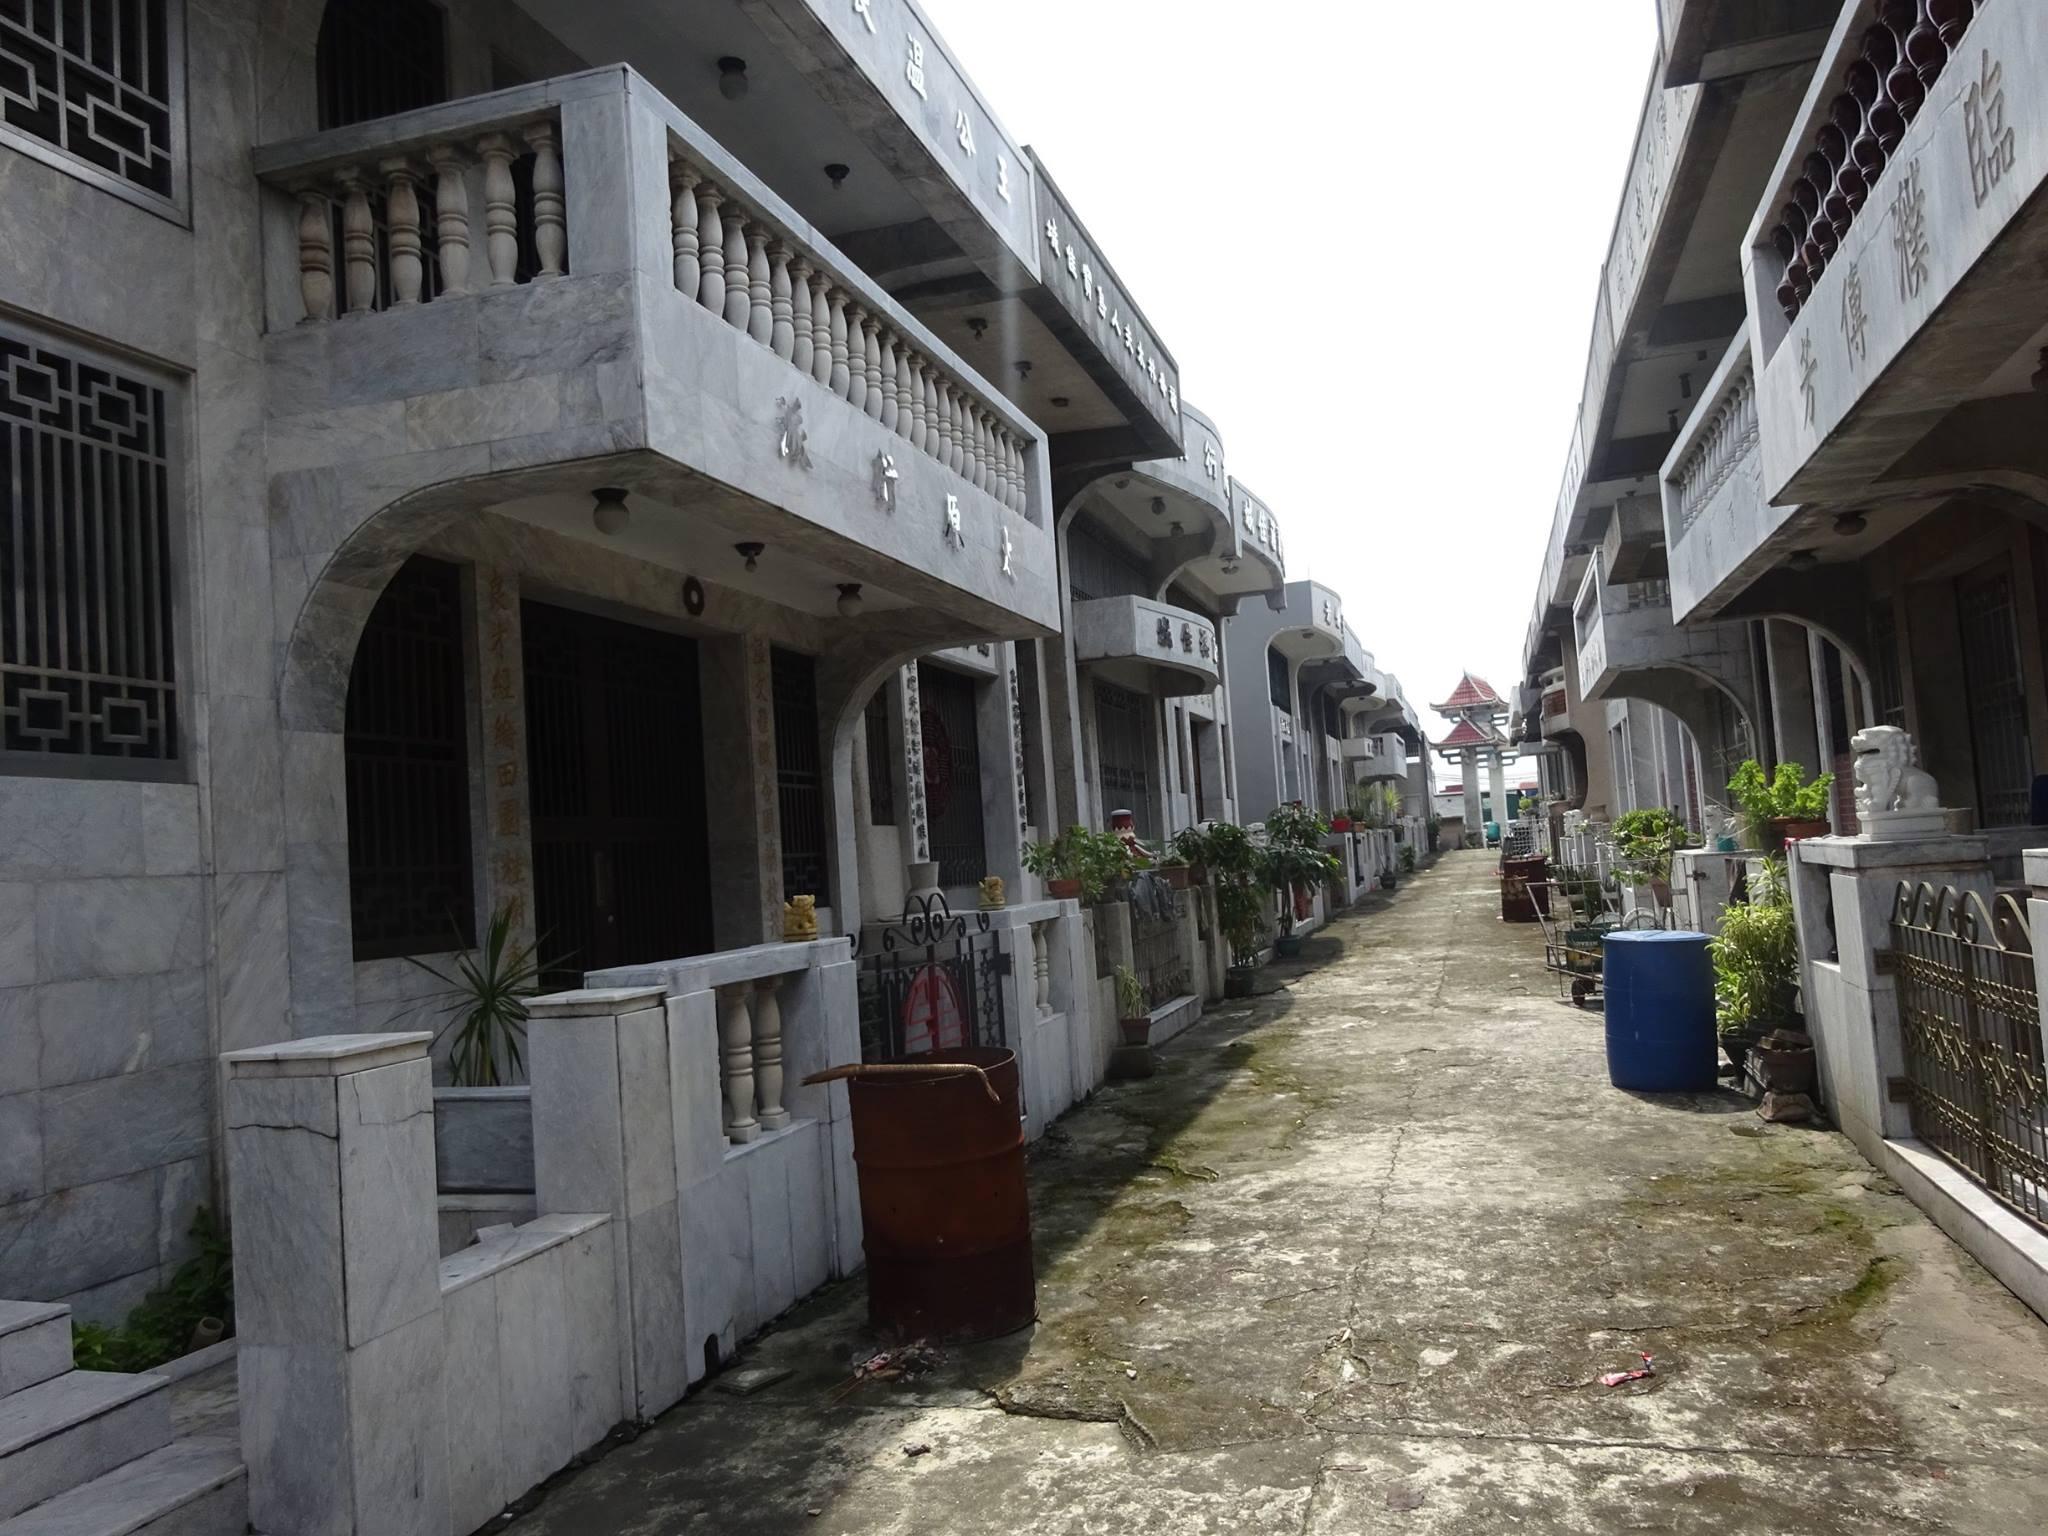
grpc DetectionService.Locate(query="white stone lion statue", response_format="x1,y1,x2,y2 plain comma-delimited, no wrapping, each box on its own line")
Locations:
1851,725,1940,818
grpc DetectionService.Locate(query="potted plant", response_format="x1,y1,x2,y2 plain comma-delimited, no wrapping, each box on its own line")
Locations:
1205,822,1269,995
1727,760,1834,850
1400,844,1418,875
1170,824,1212,885
1610,807,1689,910
1113,965,1149,1046
408,907,555,1087
1024,828,1083,899
1710,856,1799,1068
1263,804,1340,956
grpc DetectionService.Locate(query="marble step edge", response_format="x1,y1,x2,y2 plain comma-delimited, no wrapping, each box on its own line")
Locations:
0,1437,246,1536
0,1303,69,1340
0,1371,172,1459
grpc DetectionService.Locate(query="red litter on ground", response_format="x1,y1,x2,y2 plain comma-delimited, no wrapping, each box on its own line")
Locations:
1600,1353,1655,1387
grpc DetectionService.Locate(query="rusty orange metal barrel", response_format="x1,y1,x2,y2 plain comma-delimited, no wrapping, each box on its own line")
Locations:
843,1047,1036,1341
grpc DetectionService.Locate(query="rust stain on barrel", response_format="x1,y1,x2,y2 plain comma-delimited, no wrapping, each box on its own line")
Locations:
847,1047,1036,1342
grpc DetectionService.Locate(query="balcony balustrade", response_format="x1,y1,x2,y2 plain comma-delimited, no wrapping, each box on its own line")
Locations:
268,74,1033,519
1765,1,1981,323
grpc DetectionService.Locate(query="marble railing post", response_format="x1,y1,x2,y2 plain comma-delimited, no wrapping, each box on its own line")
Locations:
1032,922,1052,1016
526,986,684,1420
717,983,760,1143
752,976,791,1131
224,1033,447,1536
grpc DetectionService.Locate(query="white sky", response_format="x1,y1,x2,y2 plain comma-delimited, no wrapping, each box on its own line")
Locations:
920,0,1659,723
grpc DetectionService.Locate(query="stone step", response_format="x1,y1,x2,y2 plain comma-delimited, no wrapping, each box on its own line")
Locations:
0,1437,245,1536
0,1303,72,1398
0,1373,173,1521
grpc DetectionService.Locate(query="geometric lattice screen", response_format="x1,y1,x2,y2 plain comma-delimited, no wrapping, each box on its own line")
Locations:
0,325,179,765
0,0,180,208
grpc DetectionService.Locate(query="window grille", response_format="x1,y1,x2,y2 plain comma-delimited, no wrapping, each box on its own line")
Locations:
1,326,178,770
0,0,183,214
1267,647,1289,712
864,685,894,826
773,648,829,901
316,0,448,130
1095,680,1157,841
345,556,475,960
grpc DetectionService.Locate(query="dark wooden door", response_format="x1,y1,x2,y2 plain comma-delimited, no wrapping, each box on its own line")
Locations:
523,602,712,986
919,663,986,888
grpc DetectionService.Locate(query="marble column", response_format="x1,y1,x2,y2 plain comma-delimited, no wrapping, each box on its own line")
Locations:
1489,749,1508,829
526,986,683,1421
1460,748,1481,844
976,646,1030,893
895,662,932,881
701,635,780,946
225,1033,447,1536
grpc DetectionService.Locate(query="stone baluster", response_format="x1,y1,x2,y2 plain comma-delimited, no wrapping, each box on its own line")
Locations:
877,331,900,433
907,355,929,452
669,161,701,299
862,312,885,420
787,256,813,372
477,133,520,287
828,288,852,399
524,119,565,277
296,188,333,323
1032,923,1051,1016
809,273,834,387
924,372,944,461
1004,432,1023,512
975,410,993,493
695,183,726,314
746,225,774,345
966,406,985,491
336,167,376,315
381,157,424,306
894,346,916,442
717,985,760,1144
945,381,966,471
426,144,470,296
846,306,869,413
721,209,752,331
752,977,791,1132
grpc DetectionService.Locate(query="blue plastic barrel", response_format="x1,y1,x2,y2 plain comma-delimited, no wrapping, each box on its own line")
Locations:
1602,930,1717,1093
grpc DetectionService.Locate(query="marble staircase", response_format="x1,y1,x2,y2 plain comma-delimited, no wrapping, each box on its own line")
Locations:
0,1302,243,1536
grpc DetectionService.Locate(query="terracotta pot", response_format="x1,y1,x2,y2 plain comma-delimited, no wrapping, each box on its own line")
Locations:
1160,865,1192,890
1773,816,1831,845
1046,877,1082,900
1330,817,1352,832
1118,1016,1151,1047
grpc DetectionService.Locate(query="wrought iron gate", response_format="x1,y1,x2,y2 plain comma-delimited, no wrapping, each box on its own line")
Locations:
1956,570,2032,828
1095,681,1157,840
1129,878,1191,1009
855,893,1010,1063
1892,882,2048,1232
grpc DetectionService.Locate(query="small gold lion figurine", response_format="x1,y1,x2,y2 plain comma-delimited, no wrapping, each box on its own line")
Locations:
782,894,818,941
978,875,1006,910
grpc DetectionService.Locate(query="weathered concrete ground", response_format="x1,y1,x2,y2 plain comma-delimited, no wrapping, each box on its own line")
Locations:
516,850,2048,1533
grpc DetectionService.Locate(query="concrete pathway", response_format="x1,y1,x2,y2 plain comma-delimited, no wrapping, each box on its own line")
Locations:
515,850,2048,1534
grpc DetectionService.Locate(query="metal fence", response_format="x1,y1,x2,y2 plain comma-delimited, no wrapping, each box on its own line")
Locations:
1129,877,1191,1010
1891,882,2048,1232
855,892,1010,1063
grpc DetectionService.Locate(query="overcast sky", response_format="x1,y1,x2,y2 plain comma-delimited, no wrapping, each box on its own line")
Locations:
920,0,1659,728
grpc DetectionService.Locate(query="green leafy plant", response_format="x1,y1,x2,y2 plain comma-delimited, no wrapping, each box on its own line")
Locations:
1610,807,1689,884
1026,825,1139,903
1348,780,1402,828
73,1206,234,1373
1169,824,1211,871
1711,857,1799,1042
408,907,557,1087
1728,760,1834,846
1400,844,1417,874
1113,965,1146,1020
1202,821,1271,968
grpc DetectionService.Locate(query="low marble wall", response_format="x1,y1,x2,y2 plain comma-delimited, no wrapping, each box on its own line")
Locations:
433,1087,534,1194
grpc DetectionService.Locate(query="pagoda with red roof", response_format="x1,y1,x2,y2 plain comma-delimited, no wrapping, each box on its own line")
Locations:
1431,673,1512,847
